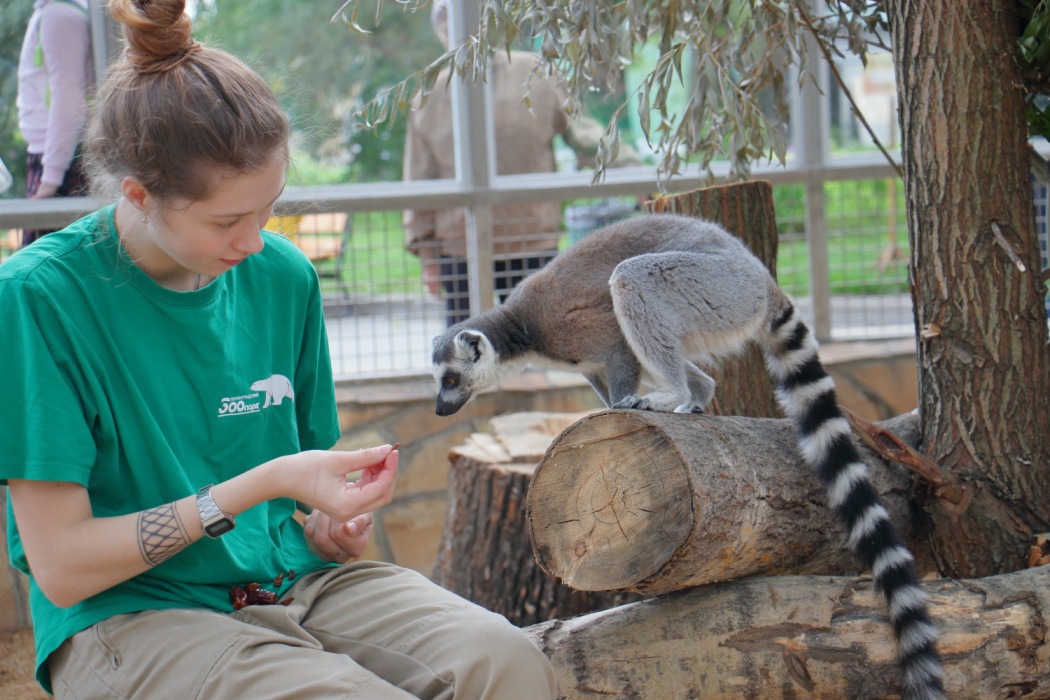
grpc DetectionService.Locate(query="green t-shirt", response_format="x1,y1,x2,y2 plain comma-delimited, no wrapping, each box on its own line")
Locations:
0,205,342,692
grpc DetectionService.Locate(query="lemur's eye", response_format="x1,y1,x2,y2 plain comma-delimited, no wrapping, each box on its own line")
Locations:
444,375,458,388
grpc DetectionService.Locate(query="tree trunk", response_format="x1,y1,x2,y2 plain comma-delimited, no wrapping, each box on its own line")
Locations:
523,565,1050,700
432,412,641,625
644,180,782,418
527,410,932,596
890,1,1050,576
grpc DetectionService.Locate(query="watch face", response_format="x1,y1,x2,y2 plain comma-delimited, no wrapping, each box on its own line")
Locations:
205,518,235,538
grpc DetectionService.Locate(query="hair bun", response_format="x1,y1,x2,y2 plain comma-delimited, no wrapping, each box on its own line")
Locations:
110,0,200,74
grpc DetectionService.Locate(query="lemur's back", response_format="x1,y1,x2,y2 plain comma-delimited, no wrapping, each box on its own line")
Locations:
520,213,756,289
505,214,768,356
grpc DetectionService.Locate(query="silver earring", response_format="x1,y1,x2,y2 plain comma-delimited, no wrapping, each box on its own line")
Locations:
142,213,149,225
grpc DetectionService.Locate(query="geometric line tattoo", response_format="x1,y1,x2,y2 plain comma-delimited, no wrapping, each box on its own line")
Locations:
137,502,192,567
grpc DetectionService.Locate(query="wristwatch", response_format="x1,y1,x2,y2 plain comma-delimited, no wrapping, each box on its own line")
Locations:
196,485,236,538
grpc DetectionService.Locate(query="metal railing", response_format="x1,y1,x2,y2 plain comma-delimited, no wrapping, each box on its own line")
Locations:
0,156,913,382
1,0,918,382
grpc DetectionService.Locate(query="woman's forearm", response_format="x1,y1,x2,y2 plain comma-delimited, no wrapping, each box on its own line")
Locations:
8,459,289,608
10,445,397,609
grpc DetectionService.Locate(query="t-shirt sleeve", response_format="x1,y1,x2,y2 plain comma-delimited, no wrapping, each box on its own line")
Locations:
292,267,340,452
0,281,95,486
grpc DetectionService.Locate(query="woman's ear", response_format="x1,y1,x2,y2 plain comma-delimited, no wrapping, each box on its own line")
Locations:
120,176,152,215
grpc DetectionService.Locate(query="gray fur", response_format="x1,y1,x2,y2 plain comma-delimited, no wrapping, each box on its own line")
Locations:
430,213,944,699
431,214,784,415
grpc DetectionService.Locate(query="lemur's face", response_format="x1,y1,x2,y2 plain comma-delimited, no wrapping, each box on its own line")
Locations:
431,329,499,416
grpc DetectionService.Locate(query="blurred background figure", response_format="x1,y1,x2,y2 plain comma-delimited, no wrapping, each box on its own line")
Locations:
0,155,12,195
17,0,93,247
403,0,640,327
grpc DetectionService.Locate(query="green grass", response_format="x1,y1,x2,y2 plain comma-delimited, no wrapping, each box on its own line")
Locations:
336,211,424,297
774,180,910,296
776,232,910,296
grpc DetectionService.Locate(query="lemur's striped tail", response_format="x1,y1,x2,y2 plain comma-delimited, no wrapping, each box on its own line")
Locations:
764,302,945,700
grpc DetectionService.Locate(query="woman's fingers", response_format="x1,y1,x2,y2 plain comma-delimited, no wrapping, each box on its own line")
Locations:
329,443,399,475
304,510,346,563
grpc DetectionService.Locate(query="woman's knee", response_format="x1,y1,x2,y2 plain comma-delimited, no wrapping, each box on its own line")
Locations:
452,611,557,699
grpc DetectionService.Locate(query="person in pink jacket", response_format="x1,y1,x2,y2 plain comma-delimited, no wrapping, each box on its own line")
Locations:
16,0,94,246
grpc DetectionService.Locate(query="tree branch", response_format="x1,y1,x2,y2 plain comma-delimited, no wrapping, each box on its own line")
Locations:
796,4,904,179
840,406,952,488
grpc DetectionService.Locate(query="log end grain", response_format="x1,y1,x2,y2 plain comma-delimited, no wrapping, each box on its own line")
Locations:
528,412,694,591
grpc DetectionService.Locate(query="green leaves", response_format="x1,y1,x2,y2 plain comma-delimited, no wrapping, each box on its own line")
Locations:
1017,0,1050,138
1019,0,1050,66
343,0,890,183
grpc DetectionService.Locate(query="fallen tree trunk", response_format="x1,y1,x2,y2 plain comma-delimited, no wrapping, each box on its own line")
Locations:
523,565,1050,700
528,409,934,595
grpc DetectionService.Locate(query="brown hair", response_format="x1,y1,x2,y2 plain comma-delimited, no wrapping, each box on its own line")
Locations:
86,0,290,202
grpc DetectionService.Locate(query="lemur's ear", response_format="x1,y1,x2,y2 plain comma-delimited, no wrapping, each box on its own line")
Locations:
455,330,484,363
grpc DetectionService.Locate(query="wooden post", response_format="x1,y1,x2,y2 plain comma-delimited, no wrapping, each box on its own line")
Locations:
645,180,781,418
0,487,31,631
432,413,641,626
527,410,929,596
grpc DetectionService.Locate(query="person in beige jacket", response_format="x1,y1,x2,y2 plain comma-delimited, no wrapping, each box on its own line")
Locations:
403,0,639,326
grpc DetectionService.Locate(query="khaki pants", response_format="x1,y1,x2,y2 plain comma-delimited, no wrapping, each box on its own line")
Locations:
50,561,557,699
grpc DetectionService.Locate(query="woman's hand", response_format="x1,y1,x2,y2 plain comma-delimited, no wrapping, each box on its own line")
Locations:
284,444,398,527
303,511,374,563
293,444,395,563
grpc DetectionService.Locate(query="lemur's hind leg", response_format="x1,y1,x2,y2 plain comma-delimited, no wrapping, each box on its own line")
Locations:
608,261,694,413
682,361,716,413
609,250,768,413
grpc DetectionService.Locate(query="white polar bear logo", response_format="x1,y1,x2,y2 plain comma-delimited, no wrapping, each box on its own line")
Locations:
251,374,295,408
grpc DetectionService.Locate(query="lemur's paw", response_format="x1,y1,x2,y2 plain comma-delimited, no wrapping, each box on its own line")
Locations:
612,394,649,410
674,402,706,414
614,392,686,412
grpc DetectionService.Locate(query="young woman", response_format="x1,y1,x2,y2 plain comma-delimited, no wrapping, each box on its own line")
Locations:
0,1,557,698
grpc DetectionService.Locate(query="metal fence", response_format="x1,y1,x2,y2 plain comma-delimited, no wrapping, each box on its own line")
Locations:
15,165,1050,383
0,1,927,383
0,165,915,382
313,182,912,380
8,2,1050,385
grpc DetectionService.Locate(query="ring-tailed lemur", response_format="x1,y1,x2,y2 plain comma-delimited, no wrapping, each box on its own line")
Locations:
431,213,944,699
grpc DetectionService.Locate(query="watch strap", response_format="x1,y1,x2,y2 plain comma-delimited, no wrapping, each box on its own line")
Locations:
196,484,236,538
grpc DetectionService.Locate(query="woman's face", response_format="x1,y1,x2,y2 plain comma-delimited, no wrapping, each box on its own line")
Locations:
146,154,287,281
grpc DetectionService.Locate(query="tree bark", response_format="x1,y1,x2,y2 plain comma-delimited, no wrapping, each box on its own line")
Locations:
432,413,641,625
890,0,1050,577
527,409,933,596
644,180,782,418
523,565,1050,700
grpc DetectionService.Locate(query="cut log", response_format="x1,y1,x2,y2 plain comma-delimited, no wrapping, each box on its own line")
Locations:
527,409,932,596
523,564,1050,700
432,412,641,626
645,180,781,418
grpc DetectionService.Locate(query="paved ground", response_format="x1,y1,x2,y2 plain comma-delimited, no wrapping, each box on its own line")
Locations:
1,629,47,700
